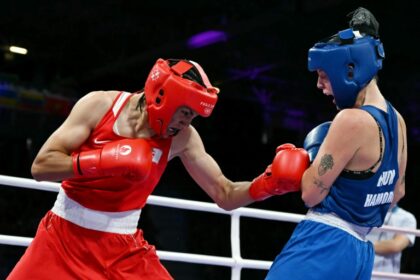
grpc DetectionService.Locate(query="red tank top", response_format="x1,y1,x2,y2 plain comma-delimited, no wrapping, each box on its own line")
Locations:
62,92,172,212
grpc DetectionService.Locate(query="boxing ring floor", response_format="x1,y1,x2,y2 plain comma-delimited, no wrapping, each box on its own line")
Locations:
1,175,420,280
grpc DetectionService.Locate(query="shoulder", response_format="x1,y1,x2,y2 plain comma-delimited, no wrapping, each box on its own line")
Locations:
74,91,122,114
395,110,407,130
77,90,120,107
331,108,374,135
69,90,123,127
334,108,373,125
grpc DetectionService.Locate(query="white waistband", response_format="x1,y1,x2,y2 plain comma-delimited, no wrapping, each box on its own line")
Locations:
304,210,371,241
51,188,141,234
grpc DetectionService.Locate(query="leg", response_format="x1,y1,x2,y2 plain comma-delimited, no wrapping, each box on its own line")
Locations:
7,211,104,280
107,230,173,280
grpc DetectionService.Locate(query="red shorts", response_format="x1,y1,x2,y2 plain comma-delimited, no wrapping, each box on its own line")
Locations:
7,211,173,280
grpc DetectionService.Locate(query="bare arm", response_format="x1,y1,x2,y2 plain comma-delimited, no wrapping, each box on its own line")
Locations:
301,110,368,207
391,113,407,206
373,234,411,256
31,91,115,181
173,126,253,211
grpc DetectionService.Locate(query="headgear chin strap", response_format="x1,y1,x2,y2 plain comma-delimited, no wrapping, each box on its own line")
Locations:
308,28,385,109
145,58,219,137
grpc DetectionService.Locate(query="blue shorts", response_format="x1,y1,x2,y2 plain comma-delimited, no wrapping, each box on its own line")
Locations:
265,220,374,280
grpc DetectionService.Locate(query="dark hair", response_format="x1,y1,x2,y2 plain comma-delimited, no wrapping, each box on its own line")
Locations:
135,90,146,111
347,7,380,37
318,7,380,45
167,59,206,87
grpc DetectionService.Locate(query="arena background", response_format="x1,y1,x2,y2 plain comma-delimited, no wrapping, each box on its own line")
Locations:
0,0,419,279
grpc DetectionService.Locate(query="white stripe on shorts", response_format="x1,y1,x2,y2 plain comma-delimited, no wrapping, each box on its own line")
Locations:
304,210,371,241
51,188,141,234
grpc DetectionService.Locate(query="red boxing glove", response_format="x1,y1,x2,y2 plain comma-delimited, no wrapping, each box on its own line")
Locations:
249,143,309,201
72,139,153,180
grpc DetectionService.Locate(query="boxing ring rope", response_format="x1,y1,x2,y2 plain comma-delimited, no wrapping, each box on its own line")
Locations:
1,175,420,280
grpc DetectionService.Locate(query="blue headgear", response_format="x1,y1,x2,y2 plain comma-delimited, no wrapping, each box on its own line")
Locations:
308,28,385,109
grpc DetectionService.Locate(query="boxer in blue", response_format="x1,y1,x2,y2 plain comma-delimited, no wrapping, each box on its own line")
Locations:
266,7,408,280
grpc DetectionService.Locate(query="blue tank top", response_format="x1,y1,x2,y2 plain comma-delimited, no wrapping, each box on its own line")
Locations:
313,101,399,227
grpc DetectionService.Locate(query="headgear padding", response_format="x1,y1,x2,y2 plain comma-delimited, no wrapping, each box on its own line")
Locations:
308,28,385,109
145,58,219,137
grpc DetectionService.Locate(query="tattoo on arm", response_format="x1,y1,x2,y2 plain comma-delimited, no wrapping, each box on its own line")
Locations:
318,154,334,176
401,174,406,184
313,177,330,194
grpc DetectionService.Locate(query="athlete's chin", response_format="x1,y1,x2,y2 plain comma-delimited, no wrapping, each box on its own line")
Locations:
166,127,181,137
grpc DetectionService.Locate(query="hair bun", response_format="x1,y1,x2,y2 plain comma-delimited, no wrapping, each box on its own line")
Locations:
347,7,380,38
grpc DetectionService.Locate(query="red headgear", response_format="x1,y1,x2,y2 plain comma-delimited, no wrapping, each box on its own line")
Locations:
145,58,219,136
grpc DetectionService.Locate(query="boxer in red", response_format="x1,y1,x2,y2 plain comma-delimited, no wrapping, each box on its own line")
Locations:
8,58,309,279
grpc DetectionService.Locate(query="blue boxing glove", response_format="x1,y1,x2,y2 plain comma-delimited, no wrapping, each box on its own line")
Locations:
303,122,332,162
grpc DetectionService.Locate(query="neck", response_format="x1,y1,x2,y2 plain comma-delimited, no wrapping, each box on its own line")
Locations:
129,93,155,138
354,80,386,110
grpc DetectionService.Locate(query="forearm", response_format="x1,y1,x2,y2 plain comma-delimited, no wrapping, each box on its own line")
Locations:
31,151,73,182
227,180,255,209
181,150,254,210
373,235,410,256
301,167,330,207
212,178,254,211
374,240,401,255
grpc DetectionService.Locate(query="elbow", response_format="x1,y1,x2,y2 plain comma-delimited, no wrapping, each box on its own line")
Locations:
215,199,235,211
31,163,42,181
301,193,316,208
31,160,46,181
300,175,327,208
300,173,318,208
301,190,320,208
213,191,236,211
397,187,405,201
218,204,233,211
211,178,237,211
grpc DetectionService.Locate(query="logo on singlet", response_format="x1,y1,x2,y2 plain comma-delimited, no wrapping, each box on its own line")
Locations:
152,148,163,164
363,169,397,207
93,139,111,145
364,191,394,207
377,169,396,187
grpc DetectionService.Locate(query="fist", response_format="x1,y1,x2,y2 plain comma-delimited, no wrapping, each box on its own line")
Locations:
249,143,309,201
271,147,310,193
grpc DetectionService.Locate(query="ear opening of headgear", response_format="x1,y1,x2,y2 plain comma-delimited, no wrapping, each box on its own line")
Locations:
144,58,219,136
307,28,385,109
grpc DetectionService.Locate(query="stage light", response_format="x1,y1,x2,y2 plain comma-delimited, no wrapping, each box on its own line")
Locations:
187,30,227,49
9,46,28,55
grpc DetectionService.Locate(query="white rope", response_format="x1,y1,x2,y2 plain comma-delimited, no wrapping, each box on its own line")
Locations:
372,271,420,280
0,234,32,247
1,175,420,280
231,212,243,279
